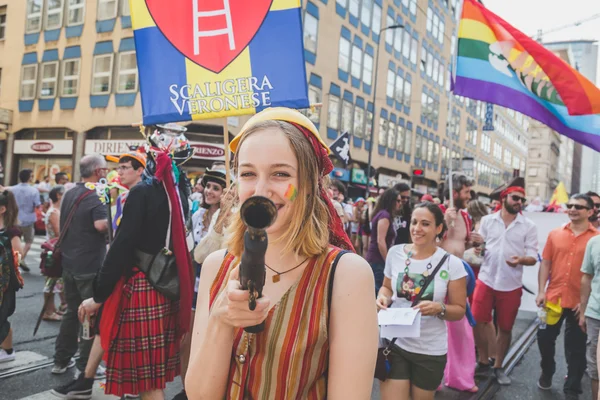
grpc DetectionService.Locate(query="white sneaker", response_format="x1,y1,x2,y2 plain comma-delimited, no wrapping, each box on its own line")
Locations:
51,358,76,374
0,349,15,363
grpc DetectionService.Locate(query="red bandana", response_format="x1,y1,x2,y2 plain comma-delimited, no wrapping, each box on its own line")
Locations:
290,123,354,252
500,186,525,199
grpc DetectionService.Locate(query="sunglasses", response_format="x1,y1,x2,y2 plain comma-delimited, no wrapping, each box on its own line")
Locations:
510,195,526,203
401,196,410,200
595,203,600,209
566,204,590,210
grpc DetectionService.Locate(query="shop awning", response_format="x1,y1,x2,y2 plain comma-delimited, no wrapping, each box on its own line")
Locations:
349,184,378,194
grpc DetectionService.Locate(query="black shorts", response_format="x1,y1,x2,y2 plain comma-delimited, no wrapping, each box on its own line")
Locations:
388,345,447,391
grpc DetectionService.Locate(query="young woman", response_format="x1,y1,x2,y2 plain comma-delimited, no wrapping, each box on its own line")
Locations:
0,190,24,363
366,188,401,294
42,185,66,321
376,202,467,400
186,108,378,399
352,198,365,255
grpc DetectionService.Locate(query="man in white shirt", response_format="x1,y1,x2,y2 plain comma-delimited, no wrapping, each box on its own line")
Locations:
472,177,538,385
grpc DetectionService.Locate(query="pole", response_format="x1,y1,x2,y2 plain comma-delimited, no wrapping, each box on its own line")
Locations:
223,118,231,188
447,0,464,210
365,24,403,198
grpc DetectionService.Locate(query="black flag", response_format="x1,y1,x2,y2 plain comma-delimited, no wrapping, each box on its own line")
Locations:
329,131,351,166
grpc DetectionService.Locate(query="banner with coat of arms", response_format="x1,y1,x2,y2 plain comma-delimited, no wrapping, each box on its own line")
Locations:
130,0,310,124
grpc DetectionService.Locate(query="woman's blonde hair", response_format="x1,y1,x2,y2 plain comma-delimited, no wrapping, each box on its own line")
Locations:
228,120,331,259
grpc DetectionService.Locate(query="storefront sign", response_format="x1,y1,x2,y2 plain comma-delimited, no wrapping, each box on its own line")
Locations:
330,167,350,182
14,140,73,155
378,173,409,188
85,140,225,161
351,168,367,185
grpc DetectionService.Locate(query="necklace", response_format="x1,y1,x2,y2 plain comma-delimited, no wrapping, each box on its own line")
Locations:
403,246,434,301
265,257,309,283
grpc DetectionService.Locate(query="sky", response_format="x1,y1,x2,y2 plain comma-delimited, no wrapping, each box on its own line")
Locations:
483,0,600,84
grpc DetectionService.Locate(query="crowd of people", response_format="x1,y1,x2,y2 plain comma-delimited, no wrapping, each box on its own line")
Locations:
0,108,598,400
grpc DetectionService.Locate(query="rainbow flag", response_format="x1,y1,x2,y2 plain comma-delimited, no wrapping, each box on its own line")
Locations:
454,0,600,152
130,0,309,124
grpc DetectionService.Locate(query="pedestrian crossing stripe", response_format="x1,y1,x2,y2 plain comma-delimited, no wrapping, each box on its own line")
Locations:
17,380,120,400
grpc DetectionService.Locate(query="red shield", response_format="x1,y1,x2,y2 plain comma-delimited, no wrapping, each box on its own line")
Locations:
146,0,273,73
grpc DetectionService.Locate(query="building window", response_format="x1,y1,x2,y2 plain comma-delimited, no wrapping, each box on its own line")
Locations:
20,64,38,100
433,58,439,84
122,0,130,17
385,15,394,47
338,36,351,72
438,64,445,87
117,51,138,93
349,0,360,16
351,45,362,80
528,168,538,177
0,7,6,40
372,3,381,33
420,44,427,73
365,110,373,138
410,37,418,65
504,148,511,166
395,75,404,105
404,128,412,155
363,53,373,85
97,0,118,21
386,69,395,98
409,0,417,15
342,100,353,134
360,0,372,28
426,139,434,162
439,20,445,45
426,52,433,77
67,0,85,26
327,95,340,130
45,0,64,30
433,142,440,164
61,59,80,96
307,85,322,124
396,125,405,152
394,28,402,54
432,13,439,42
26,0,43,33
40,61,59,98
336,0,348,7
415,134,423,159
378,118,388,147
493,142,502,160
354,106,365,138
402,30,411,60
387,121,396,149
91,54,114,95
403,79,411,109
303,13,318,53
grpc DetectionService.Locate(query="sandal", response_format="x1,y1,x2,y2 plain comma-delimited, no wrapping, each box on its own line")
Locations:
43,312,63,322
56,304,67,315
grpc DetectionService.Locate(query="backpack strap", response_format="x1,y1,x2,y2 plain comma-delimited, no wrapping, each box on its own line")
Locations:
56,190,94,250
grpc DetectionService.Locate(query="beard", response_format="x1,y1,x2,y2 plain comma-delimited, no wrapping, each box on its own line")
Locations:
503,199,521,215
455,198,466,210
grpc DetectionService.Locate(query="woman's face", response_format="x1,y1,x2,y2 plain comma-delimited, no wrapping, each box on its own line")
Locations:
237,128,299,236
203,181,223,206
410,207,442,246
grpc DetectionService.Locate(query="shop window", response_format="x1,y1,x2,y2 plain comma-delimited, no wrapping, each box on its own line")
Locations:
40,61,59,98
360,0,372,28
0,6,6,40
303,13,318,53
20,64,38,100
338,36,351,73
67,0,85,26
363,52,373,86
97,0,118,21
387,121,396,149
342,100,353,134
91,54,114,95
378,118,388,147
351,44,362,80
307,85,322,124
354,106,365,138
327,95,340,130
121,0,130,16
61,59,80,97
26,0,43,33
117,51,138,93
45,0,64,30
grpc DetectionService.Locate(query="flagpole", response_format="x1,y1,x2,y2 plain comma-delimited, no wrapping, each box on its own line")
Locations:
223,118,230,188
447,0,465,211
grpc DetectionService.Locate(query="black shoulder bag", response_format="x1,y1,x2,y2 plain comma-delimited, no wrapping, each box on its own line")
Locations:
374,252,449,381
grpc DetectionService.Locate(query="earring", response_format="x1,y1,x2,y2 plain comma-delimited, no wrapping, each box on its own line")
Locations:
436,236,441,243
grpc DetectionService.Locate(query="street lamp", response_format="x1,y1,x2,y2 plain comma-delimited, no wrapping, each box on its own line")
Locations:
365,24,404,197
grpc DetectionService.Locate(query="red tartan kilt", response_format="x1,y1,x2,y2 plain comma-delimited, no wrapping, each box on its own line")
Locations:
105,271,180,397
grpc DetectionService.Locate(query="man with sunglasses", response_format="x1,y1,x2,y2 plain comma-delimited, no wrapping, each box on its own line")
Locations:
472,177,538,385
535,194,598,399
392,183,412,246
586,191,600,229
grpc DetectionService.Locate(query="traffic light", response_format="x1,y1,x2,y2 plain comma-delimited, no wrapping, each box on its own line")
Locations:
412,168,425,177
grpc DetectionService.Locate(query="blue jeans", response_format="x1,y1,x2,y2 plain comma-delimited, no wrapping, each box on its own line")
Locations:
370,262,386,297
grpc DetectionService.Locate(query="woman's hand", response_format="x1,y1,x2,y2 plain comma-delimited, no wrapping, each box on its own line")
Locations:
413,301,443,316
376,294,391,311
210,267,271,329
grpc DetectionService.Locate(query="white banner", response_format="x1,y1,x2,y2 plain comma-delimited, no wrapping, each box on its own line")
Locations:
378,173,409,188
14,140,74,155
85,140,225,161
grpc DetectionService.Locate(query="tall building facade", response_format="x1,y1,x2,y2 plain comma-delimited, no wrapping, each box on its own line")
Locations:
0,0,529,197
545,39,600,195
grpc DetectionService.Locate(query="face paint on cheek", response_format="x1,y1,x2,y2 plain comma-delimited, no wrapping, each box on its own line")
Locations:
284,184,298,202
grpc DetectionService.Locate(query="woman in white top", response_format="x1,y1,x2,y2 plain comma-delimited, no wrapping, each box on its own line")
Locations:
376,202,467,400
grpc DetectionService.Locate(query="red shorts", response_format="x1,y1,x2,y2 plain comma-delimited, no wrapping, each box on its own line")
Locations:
471,280,522,332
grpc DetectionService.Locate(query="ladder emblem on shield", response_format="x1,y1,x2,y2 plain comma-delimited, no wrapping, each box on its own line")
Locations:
193,0,236,56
